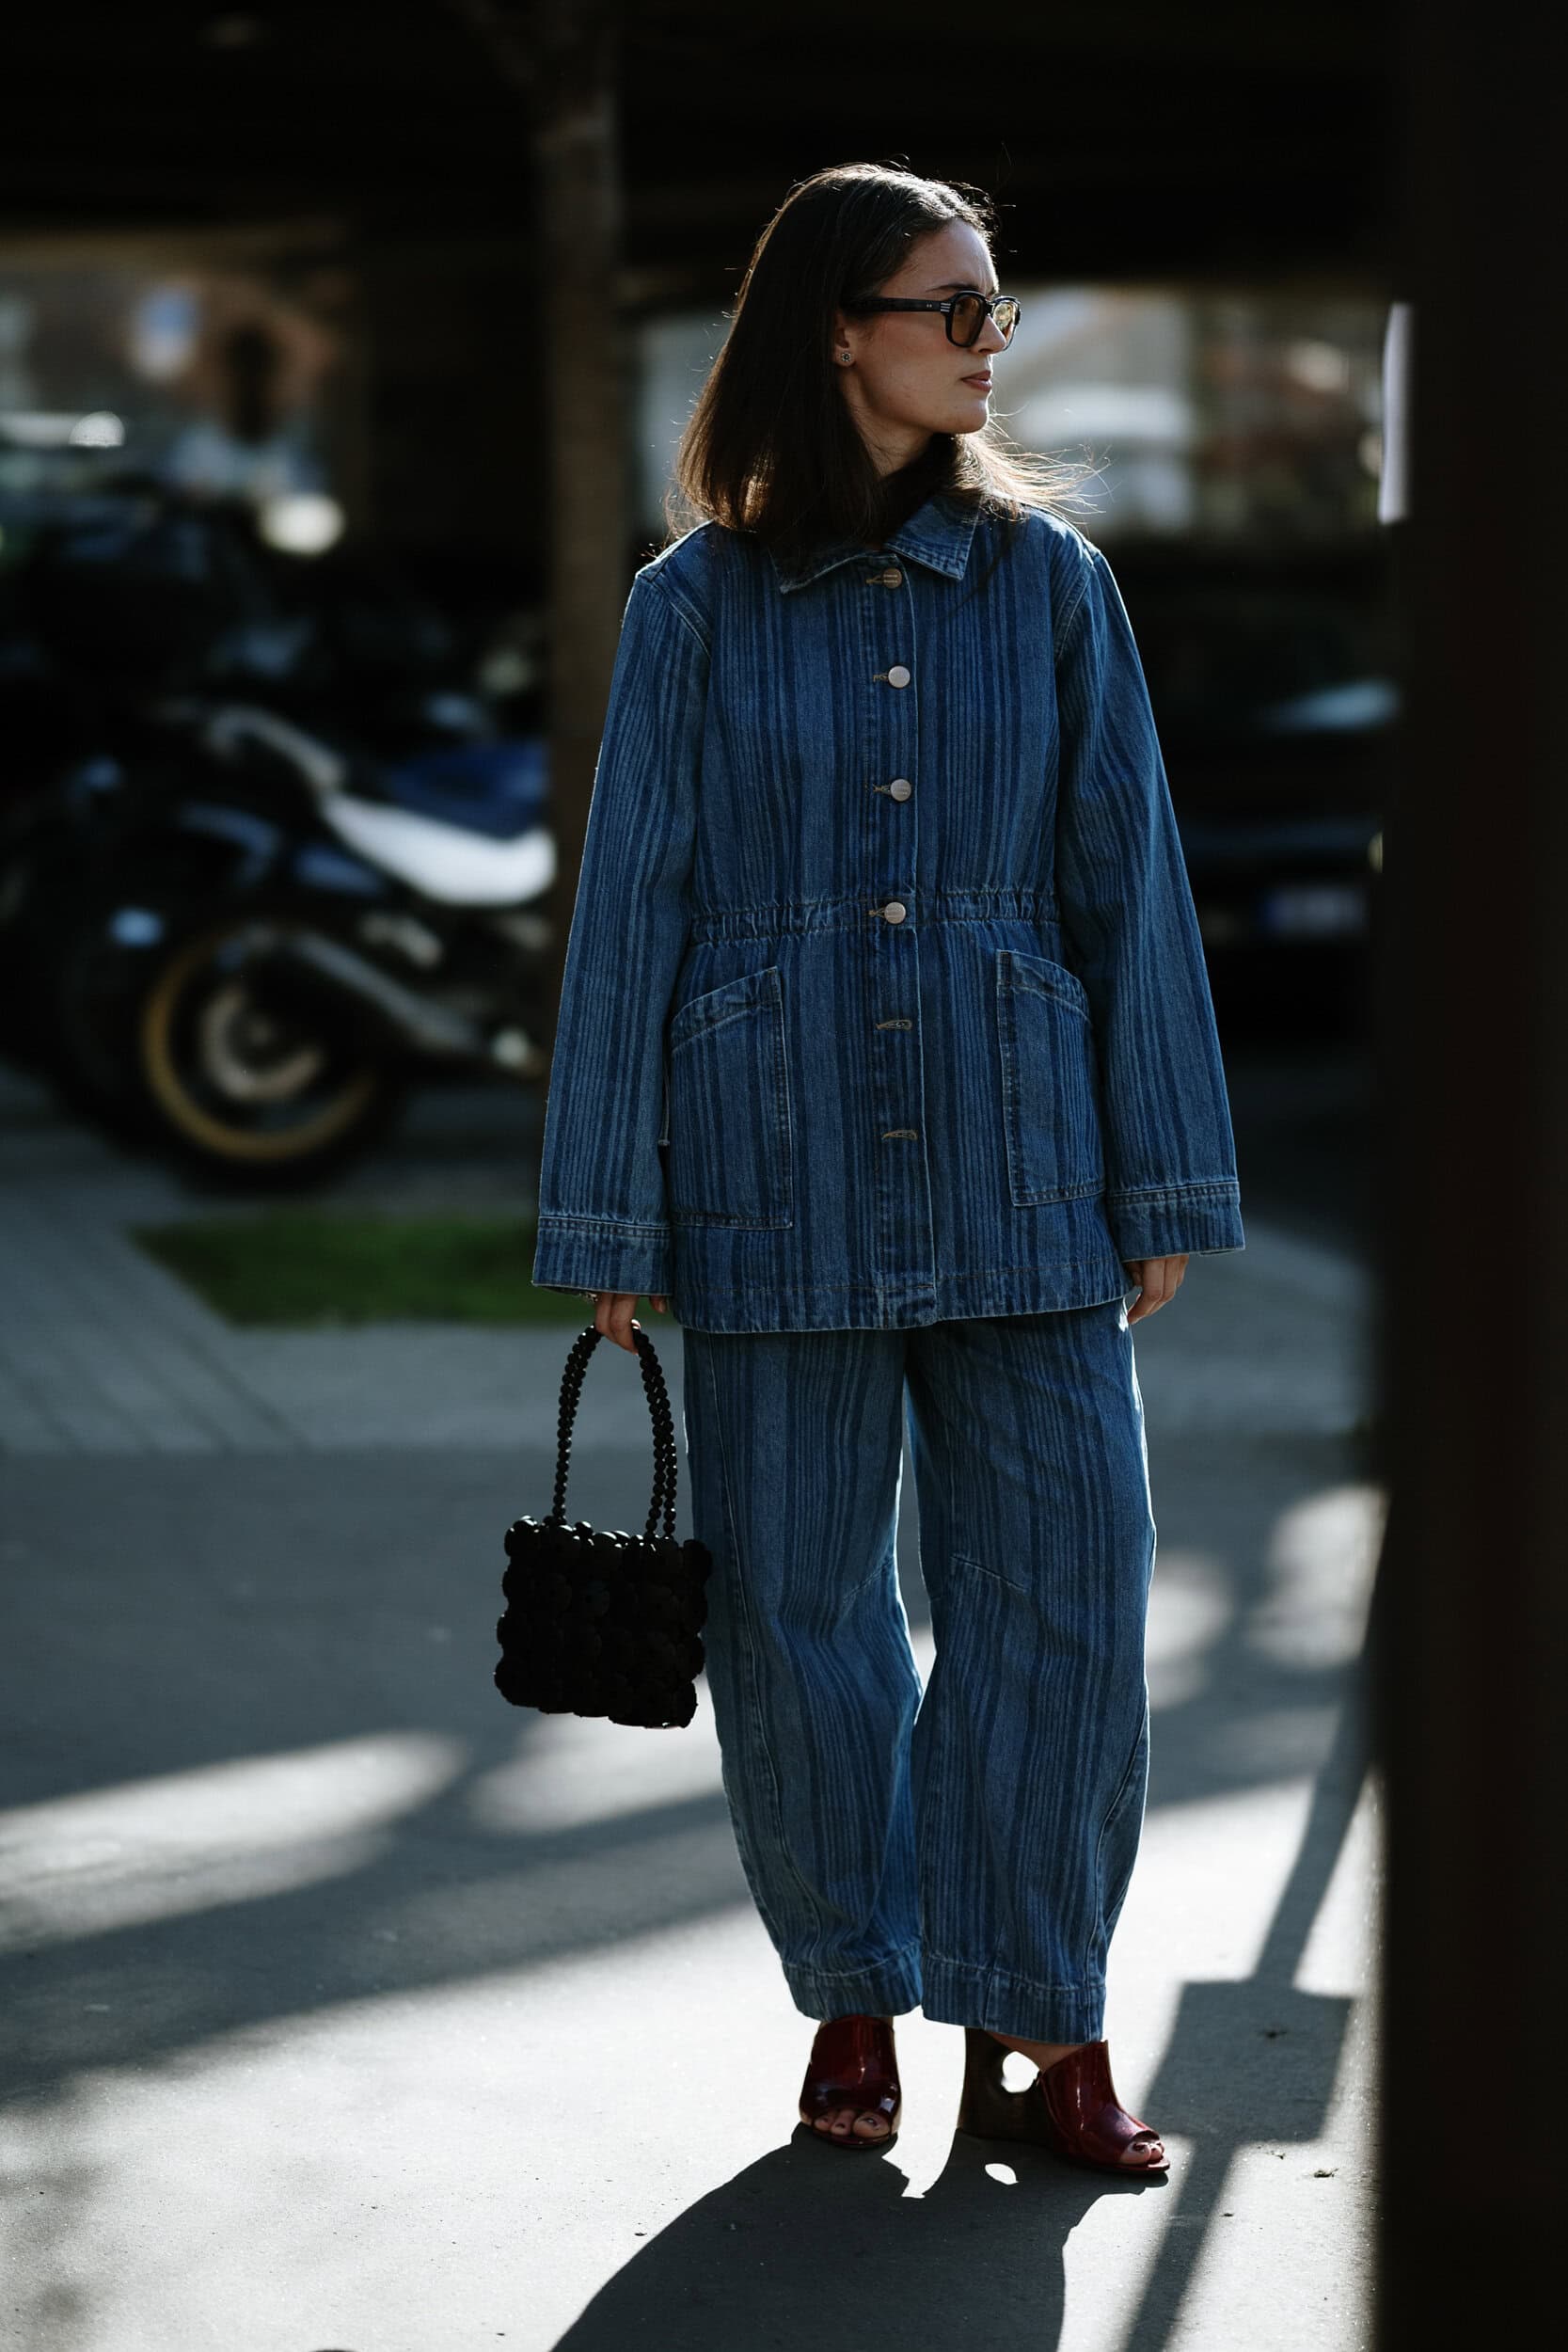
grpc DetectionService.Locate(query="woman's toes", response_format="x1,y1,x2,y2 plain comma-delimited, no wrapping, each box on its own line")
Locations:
1123,2134,1164,2165
808,2104,892,2142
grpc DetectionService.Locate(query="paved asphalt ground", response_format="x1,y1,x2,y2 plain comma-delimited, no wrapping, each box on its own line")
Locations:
0,1041,1384,2352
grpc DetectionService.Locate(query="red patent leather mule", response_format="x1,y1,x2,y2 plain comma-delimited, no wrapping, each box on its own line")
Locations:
799,2014,902,2151
957,2028,1168,2173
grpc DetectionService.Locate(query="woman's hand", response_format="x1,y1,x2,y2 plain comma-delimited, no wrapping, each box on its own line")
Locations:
1121,1255,1188,1324
587,1291,670,1352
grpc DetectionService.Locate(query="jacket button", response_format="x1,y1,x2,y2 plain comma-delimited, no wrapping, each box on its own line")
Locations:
885,663,911,688
879,567,904,587
888,778,912,802
879,899,908,923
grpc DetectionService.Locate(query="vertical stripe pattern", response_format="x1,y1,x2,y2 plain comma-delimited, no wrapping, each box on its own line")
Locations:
681,1296,1156,2042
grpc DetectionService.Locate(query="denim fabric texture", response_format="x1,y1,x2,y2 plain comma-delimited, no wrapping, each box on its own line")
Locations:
681,1300,1157,2041
531,491,1244,1330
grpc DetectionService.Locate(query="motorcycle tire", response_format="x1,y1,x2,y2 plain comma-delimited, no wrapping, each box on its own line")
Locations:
132,916,408,1189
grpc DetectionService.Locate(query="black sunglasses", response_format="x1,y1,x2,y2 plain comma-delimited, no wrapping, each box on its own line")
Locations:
847,291,1022,350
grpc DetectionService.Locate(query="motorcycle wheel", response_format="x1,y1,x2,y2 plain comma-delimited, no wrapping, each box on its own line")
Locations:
135,918,405,1185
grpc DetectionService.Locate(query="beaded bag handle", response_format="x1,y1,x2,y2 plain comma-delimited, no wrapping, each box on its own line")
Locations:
546,1325,679,1544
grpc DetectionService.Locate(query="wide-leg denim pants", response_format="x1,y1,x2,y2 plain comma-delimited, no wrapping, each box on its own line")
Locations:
679,1297,1157,2044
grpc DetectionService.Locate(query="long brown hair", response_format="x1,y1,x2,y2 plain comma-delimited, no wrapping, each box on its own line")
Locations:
664,161,1098,569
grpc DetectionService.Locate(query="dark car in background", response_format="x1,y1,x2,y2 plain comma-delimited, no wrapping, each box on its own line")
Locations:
1113,537,1393,1041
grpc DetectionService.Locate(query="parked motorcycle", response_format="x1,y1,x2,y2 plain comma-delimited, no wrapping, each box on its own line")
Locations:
0,478,558,1183
21,698,555,1184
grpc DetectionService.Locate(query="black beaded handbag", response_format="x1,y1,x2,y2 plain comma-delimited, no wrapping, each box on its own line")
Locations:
494,1324,714,1730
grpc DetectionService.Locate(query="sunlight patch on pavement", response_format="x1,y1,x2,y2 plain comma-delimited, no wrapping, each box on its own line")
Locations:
1147,1547,1234,1708
1294,1765,1384,2000
1248,1480,1386,1669
467,1707,726,1835
0,1733,466,1950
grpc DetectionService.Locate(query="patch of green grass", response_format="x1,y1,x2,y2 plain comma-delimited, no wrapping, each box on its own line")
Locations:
130,1209,659,1329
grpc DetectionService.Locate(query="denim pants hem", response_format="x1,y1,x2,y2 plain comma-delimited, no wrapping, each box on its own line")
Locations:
919,1954,1107,2044
781,1946,926,2022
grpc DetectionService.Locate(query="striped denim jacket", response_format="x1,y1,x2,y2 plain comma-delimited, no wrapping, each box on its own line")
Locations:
531,490,1244,1331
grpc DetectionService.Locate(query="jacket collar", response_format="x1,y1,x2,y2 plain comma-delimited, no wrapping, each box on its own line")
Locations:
766,490,983,595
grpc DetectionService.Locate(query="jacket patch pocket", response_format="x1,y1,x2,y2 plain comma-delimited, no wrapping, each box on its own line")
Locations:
663,964,794,1228
995,946,1105,1206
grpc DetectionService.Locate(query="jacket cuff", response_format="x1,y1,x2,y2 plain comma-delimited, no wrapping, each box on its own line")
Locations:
1105,1183,1245,1263
531,1214,674,1299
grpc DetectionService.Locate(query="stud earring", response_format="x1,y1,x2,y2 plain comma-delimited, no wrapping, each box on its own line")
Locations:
837,349,852,364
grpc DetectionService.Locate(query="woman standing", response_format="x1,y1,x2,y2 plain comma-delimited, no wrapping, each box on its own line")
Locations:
531,164,1244,2175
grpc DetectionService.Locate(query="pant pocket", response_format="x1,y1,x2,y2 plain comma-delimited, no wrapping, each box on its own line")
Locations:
663,964,794,1227
994,946,1106,1206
